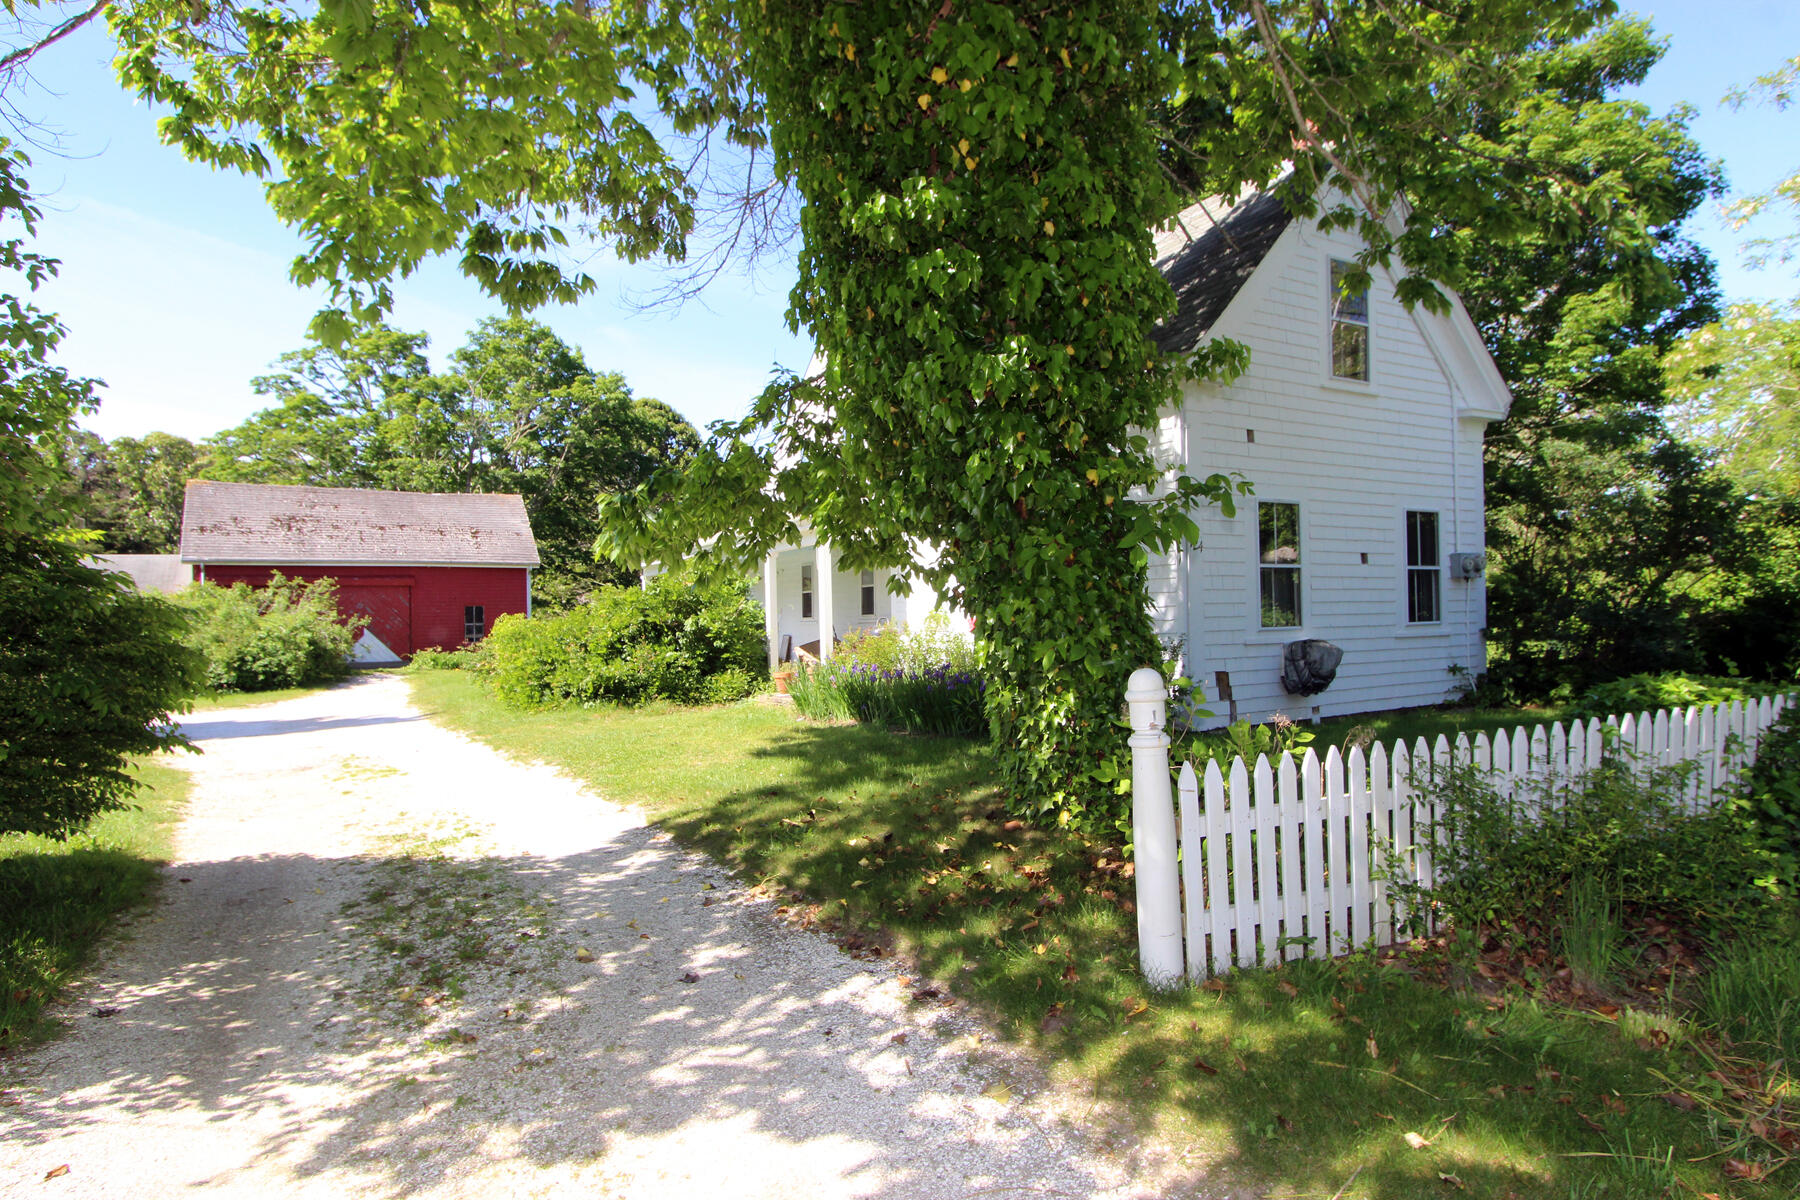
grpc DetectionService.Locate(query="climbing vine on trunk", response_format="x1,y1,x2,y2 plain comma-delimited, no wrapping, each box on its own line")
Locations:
609,2,1244,829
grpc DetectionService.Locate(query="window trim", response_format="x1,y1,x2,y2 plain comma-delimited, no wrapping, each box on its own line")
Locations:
1327,256,1372,385
464,604,486,643
1256,500,1304,630
1404,509,1442,626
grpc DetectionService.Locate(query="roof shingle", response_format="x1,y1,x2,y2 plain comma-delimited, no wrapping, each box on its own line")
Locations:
1152,189,1294,354
179,482,540,567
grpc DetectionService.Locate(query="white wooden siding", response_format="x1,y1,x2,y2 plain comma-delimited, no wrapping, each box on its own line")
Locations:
1163,221,1498,728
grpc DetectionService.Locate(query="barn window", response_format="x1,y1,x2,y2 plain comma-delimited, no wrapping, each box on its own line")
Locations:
859,569,876,616
1329,258,1370,381
801,564,814,619
464,605,486,641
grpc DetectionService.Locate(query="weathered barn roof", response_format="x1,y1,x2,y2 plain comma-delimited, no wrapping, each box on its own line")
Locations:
89,553,190,593
1151,189,1294,353
180,482,540,567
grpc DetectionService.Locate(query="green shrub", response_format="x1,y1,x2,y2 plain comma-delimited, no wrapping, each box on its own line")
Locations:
481,575,765,709
176,575,361,692
1176,715,1314,771
1400,756,1784,948
1,535,201,836
1733,708,1800,888
407,645,486,672
1570,672,1787,721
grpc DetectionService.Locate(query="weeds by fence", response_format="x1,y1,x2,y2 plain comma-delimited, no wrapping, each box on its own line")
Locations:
1124,668,1796,986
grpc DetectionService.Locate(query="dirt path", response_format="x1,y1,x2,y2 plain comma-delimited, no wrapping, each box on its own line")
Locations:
0,675,1199,1199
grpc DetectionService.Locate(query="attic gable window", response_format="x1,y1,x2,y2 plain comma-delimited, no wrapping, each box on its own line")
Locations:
1330,259,1370,381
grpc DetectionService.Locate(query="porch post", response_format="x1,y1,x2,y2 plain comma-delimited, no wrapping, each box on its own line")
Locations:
763,549,780,675
815,540,835,663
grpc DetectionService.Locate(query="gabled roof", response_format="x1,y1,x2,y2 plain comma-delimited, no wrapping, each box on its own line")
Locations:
180,482,540,567
1151,189,1294,353
89,553,189,594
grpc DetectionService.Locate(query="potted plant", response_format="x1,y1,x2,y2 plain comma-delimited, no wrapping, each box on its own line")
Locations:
773,664,797,694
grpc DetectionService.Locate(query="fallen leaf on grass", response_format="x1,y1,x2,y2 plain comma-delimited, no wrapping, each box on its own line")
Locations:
1276,1113,1294,1132
1276,979,1299,998
1366,1035,1380,1059
1577,1112,1605,1133
981,1082,1013,1104
1723,1159,1769,1181
1122,997,1148,1019
44,1165,68,1181
1200,978,1227,994
1039,1004,1069,1035
1593,1004,1620,1019
1601,1095,1628,1115
1404,1131,1433,1150
1191,1057,1218,1077
1659,1092,1697,1111
1437,1172,1465,1189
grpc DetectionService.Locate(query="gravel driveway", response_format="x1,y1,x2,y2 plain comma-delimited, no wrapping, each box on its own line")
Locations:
0,675,1205,1199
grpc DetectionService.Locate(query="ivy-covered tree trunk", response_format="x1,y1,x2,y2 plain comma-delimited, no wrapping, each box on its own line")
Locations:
741,2,1197,826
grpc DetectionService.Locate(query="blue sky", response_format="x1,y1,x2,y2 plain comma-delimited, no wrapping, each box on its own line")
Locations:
11,4,1800,443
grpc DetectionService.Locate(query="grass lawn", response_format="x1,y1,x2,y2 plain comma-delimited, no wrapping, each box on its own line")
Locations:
411,670,1792,1199
0,756,191,1052
187,681,348,711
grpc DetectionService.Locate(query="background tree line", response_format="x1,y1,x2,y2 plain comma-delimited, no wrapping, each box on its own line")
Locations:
54,318,700,605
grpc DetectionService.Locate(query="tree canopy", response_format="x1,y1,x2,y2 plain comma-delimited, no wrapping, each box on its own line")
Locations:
203,318,700,598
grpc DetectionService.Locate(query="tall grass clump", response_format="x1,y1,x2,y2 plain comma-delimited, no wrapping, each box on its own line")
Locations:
175,574,358,692
789,612,986,738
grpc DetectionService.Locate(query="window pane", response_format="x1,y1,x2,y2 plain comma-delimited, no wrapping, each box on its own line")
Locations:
1259,502,1299,565
1407,511,1439,567
1331,259,1369,322
1331,322,1368,380
1408,568,1439,623
1261,567,1301,627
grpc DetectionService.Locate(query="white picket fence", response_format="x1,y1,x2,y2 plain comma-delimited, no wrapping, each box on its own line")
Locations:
1122,668,1797,988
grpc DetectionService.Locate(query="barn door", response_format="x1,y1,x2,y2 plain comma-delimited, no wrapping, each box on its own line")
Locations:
339,584,412,663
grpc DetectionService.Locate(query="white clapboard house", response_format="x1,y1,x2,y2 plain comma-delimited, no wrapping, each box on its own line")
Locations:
755,186,1509,725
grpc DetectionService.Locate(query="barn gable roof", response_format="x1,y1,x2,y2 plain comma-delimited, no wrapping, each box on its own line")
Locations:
1151,189,1294,354
180,482,541,568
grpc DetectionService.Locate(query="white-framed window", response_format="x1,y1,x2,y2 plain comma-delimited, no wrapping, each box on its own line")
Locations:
859,568,876,616
1406,510,1441,624
464,605,486,642
1258,501,1302,628
1329,258,1370,382
800,564,814,620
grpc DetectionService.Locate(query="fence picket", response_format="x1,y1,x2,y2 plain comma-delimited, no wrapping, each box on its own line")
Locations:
1203,761,1230,977
1229,757,1257,968
1324,747,1350,956
1390,741,1416,934
1369,742,1393,945
1348,746,1373,948
1278,753,1304,963
1177,762,1204,983
1253,755,1281,968
1301,750,1326,962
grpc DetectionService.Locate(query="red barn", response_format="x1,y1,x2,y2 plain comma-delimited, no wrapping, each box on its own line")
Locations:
179,481,539,664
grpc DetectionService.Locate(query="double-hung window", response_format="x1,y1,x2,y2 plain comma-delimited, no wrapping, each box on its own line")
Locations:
859,569,876,617
800,564,814,619
1330,259,1370,381
1406,511,1441,623
464,605,486,642
1258,502,1302,628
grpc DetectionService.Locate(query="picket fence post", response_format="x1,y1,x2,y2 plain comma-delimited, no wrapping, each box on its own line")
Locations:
1125,667,1184,989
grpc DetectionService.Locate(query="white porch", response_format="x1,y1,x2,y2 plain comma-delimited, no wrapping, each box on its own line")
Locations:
759,535,954,673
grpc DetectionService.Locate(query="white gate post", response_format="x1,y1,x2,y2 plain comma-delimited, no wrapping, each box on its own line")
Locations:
1126,667,1184,989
